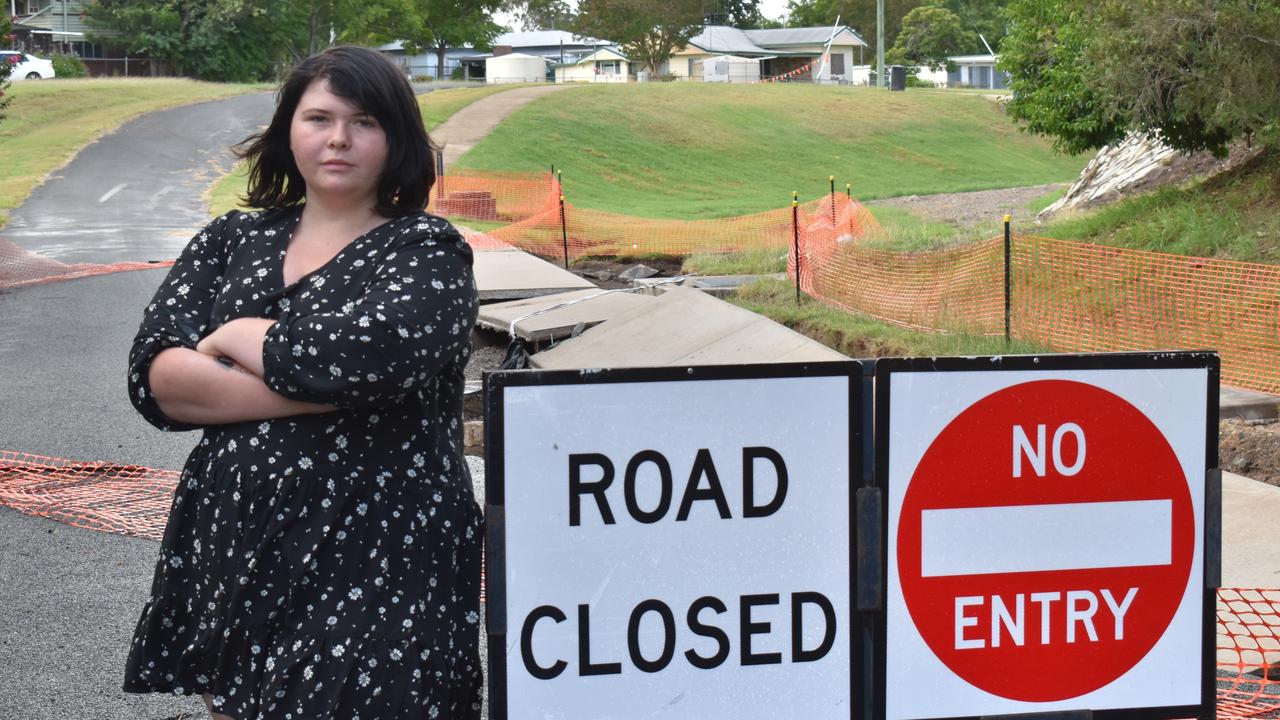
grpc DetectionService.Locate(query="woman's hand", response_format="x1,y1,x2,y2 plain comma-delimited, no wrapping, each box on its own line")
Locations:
196,318,276,376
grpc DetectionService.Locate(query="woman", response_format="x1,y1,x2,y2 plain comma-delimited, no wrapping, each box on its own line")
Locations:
122,46,482,720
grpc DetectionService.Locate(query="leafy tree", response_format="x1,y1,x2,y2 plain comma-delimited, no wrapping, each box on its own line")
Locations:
402,0,504,79
930,0,1008,54
1001,0,1280,156
573,0,704,74
85,0,421,81
504,0,576,31
784,0,922,50
886,4,963,70
999,0,1125,155
1087,0,1280,155
1,14,13,126
703,0,766,29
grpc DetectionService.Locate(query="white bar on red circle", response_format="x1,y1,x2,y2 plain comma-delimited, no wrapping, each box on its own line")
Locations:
920,500,1173,577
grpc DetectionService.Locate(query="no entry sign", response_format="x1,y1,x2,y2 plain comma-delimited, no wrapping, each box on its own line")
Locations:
877,354,1217,720
486,363,861,720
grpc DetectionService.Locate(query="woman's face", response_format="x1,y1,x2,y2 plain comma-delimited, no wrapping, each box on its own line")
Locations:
289,78,389,207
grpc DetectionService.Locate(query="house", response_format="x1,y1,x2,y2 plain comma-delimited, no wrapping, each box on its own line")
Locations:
8,0,97,57
377,42,483,80
553,47,630,84
460,30,618,81
670,25,868,83
945,54,1010,90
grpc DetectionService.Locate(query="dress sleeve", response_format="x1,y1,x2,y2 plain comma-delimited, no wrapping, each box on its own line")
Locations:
260,226,479,409
127,212,238,431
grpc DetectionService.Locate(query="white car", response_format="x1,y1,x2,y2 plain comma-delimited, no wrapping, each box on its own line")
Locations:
1,51,56,80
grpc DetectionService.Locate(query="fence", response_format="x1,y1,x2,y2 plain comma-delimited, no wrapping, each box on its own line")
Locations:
0,448,1275,714
2,168,1277,393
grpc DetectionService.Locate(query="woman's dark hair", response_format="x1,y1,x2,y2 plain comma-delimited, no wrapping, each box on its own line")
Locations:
236,46,434,216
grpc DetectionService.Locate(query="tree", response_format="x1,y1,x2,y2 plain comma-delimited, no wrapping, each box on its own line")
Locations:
85,0,420,81
573,0,704,74
999,0,1126,155
930,0,1009,54
401,0,504,80
505,0,576,31
1087,0,1280,155
1,14,13,126
784,0,922,50
887,4,963,70
1000,0,1280,156
703,0,766,29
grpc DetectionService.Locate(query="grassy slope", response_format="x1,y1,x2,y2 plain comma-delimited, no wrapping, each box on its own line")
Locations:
0,78,263,228
731,278,1048,357
207,84,528,215
457,83,1088,219
1039,150,1280,264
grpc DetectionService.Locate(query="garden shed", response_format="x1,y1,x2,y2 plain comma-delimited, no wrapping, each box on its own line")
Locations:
486,53,548,84
696,55,761,83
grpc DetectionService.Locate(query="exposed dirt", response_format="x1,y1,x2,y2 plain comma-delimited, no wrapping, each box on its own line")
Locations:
1220,419,1280,488
865,182,1067,230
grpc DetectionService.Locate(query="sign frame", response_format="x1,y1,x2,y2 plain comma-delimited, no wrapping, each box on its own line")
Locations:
484,361,866,720
871,351,1219,720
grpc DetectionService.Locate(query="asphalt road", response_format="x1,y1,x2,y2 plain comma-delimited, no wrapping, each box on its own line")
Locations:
0,87,489,720
0,92,274,265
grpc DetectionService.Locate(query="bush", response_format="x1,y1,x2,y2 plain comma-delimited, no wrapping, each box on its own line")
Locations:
412,74,434,83
51,53,88,78
449,67,465,81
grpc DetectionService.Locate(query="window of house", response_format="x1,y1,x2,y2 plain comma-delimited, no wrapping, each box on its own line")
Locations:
596,60,619,75
830,53,845,75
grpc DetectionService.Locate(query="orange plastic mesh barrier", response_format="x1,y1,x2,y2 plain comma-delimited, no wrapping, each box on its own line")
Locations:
0,449,1274,712
0,238,170,291
1218,589,1280,717
795,232,1280,395
0,450,178,540
488,190,879,261
427,169,559,224
1010,236,1280,395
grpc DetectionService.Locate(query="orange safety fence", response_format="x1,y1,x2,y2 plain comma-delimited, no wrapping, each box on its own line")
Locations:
0,450,1275,714
0,238,171,290
792,227,1280,394
488,190,879,261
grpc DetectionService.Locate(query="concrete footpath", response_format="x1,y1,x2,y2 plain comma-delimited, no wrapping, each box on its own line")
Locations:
432,85,571,168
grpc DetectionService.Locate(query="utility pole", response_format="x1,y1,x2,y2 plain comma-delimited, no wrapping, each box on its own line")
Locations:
877,0,885,88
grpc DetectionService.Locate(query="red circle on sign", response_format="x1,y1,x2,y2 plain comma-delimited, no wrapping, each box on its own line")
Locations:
897,380,1194,702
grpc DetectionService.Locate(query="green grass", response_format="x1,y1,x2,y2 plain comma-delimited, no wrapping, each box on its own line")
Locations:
682,248,788,275
0,78,264,228
1038,151,1280,264
457,83,1088,219
209,85,533,215
1027,187,1067,214
732,278,1047,358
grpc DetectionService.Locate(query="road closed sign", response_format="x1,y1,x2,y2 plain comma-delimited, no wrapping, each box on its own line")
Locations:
876,354,1217,720
486,363,861,720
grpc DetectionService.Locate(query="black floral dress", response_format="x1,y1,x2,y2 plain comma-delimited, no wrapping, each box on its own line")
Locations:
122,207,483,720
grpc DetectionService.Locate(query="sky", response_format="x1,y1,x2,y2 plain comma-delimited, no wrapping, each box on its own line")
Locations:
494,0,794,32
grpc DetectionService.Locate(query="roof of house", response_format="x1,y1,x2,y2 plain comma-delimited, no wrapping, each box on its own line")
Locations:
492,30,612,48
687,25,868,56
554,47,630,67
745,27,868,48
687,26,772,55
950,53,998,64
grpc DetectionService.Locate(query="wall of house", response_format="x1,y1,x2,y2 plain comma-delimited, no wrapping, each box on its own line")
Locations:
774,44,858,82
667,53,704,79
555,63,629,83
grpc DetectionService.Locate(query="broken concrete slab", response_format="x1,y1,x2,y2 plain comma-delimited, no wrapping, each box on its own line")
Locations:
476,288,655,343
472,249,595,301
1221,385,1280,421
618,263,660,280
530,286,848,369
